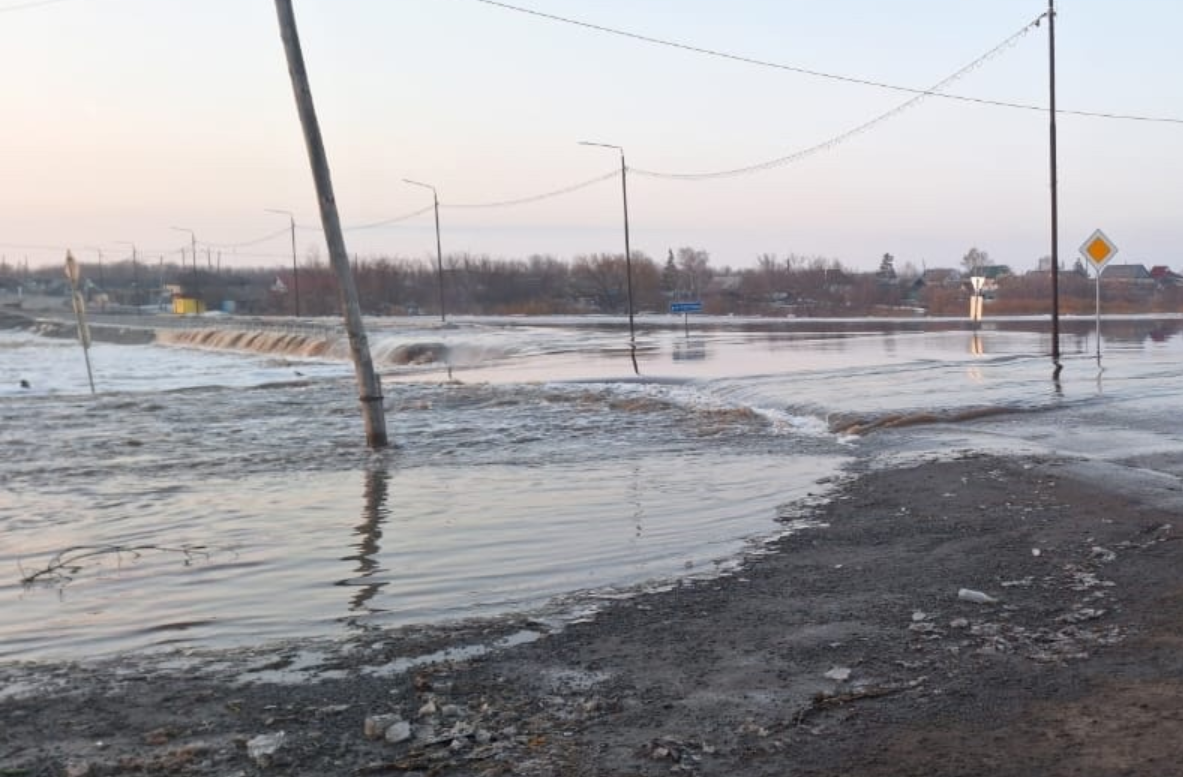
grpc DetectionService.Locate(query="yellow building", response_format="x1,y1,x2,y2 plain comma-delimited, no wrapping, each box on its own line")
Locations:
172,296,206,315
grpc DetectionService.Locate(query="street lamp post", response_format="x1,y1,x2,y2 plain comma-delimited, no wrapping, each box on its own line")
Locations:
171,226,196,273
170,226,199,305
115,240,140,312
266,208,301,317
402,179,446,323
579,141,637,372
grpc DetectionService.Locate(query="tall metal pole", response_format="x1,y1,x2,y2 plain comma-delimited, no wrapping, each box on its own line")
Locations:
267,209,301,317
116,241,139,312
274,0,387,448
403,179,446,323
579,141,637,373
432,190,445,323
289,216,299,317
619,151,636,342
132,244,140,312
1048,0,1062,378
172,226,199,306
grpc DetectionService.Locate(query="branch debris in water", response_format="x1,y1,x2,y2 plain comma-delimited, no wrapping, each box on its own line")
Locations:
19,544,211,587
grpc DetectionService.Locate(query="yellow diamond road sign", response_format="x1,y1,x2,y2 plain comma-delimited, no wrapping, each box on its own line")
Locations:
1080,229,1118,270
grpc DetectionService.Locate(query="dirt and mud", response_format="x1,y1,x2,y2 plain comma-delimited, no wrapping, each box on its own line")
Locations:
4,451,1183,776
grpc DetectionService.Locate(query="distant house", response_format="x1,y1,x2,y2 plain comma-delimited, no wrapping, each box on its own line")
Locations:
1104,264,1153,283
977,265,1012,280
907,268,963,304
705,274,742,296
920,268,962,287
1150,266,1183,286
962,265,1011,298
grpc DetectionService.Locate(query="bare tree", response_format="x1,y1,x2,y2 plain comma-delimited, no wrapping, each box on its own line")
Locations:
675,247,712,298
962,247,990,274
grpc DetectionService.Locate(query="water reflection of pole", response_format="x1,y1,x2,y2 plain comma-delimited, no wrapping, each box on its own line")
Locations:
629,463,644,540
343,467,391,617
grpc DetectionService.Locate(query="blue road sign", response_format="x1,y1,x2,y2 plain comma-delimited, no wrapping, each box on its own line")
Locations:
670,301,703,313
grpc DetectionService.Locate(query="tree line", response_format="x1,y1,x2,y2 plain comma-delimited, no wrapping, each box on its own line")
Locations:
4,246,1180,318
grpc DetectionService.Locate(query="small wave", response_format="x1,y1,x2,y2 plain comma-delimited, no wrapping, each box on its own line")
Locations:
827,405,1017,435
378,342,449,366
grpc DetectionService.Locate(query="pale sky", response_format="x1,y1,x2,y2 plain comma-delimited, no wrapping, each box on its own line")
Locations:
1,0,1180,273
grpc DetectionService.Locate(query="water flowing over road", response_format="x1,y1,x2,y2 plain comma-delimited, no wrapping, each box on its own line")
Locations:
3,313,1182,660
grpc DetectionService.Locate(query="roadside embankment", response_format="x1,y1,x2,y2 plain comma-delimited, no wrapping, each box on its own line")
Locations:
4,452,1182,776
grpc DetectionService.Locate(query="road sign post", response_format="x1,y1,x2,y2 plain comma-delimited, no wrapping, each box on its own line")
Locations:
670,301,702,337
1079,229,1117,366
969,276,985,324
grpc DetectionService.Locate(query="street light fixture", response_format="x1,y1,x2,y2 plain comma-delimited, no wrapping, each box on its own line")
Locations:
115,240,141,312
170,226,199,303
266,208,301,317
579,141,636,372
170,226,196,271
402,178,446,323
83,246,106,290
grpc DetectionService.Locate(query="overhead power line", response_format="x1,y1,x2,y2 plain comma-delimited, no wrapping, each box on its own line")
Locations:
444,168,619,209
341,204,436,231
0,0,76,13
632,15,1044,180
202,226,292,250
468,0,1183,126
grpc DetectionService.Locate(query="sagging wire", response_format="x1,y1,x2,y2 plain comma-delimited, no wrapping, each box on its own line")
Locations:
631,14,1046,181
469,0,1183,126
442,168,619,209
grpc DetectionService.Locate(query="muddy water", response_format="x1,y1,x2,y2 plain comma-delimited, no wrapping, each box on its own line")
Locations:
3,315,1183,661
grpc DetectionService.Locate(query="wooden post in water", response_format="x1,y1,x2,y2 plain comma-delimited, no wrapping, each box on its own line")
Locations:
273,0,388,448
64,251,96,395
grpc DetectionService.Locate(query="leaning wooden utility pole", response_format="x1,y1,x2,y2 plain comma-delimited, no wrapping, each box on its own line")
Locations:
273,0,388,448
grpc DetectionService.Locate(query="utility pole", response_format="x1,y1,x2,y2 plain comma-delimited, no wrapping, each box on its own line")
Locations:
116,241,139,311
266,208,301,317
274,0,388,448
579,141,638,374
402,179,446,322
1047,0,1062,378
172,226,199,305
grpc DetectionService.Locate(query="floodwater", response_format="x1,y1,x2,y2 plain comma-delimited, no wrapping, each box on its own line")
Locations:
2,313,1183,661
